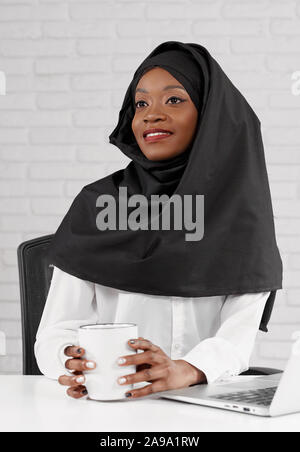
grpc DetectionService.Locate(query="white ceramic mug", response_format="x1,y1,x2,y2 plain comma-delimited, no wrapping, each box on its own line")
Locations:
77,323,138,401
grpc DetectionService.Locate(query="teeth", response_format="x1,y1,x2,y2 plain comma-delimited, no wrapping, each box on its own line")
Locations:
146,132,171,138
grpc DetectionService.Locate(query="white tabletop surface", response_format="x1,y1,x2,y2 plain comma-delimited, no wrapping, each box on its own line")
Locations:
0,375,300,432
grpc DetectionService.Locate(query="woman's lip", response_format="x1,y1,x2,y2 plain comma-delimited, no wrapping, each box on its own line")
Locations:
144,133,173,143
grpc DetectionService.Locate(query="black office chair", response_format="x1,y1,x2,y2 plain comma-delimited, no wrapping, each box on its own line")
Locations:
17,235,55,375
17,235,283,376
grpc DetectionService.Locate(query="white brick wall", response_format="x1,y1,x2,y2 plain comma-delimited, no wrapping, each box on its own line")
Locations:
0,0,299,374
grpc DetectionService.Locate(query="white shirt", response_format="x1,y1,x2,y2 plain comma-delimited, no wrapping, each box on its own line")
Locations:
34,265,270,384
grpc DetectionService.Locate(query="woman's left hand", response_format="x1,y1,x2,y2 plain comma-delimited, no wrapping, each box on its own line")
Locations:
117,337,207,399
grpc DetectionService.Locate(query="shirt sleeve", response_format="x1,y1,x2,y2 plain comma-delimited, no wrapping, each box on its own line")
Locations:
34,265,97,380
180,291,271,384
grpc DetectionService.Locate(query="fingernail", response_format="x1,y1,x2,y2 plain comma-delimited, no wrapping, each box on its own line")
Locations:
129,340,135,344
86,361,96,369
76,376,85,384
117,357,126,365
118,377,126,385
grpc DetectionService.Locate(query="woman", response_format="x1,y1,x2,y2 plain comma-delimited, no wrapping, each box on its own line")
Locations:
34,41,282,400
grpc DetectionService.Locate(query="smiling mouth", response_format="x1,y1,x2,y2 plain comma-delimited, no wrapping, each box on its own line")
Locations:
144,133,173,143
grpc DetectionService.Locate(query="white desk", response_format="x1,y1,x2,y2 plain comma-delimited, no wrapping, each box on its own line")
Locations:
0,376,300,432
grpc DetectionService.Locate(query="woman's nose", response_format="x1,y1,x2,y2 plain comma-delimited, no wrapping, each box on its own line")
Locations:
143,111,167,122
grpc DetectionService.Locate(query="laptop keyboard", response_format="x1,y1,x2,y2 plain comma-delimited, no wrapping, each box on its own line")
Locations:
211,386,277,406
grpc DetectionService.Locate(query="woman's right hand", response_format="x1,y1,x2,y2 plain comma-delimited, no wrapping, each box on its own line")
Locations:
58,345,96,399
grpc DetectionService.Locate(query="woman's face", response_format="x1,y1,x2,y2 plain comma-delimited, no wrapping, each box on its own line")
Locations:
132,67,199,161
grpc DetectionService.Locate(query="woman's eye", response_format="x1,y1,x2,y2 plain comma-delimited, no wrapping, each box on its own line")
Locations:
135,96,183,109
135,100,146,108
168,96,183,104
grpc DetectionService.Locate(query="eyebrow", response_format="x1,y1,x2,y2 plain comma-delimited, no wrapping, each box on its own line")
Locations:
135,85,187,94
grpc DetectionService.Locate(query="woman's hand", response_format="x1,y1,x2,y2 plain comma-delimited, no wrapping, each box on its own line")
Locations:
58,345,96,399
117,337,207,399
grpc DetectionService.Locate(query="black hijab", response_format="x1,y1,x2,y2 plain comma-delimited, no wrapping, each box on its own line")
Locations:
47,41,283,332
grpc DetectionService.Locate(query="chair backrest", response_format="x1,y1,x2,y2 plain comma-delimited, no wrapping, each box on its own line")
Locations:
17,235,54,375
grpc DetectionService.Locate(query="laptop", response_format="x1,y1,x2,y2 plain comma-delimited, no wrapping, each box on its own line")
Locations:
158,334,300,417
